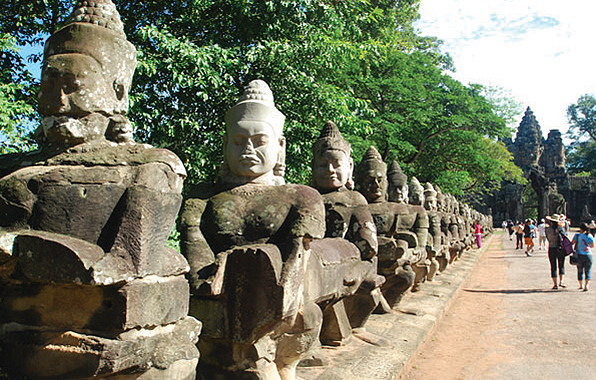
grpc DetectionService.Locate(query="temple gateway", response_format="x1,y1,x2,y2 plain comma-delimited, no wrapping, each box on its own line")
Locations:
487,107,596,225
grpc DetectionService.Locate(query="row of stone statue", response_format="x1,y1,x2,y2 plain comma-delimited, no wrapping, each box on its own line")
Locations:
177,80,492,380
0,1,491,379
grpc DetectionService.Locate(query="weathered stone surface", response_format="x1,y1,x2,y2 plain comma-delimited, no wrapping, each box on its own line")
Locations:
320,300,352,346
0,317,201,379
181,80,325,380
0,275,190,333
15,230,104,284
355,150,428,309
0,2,198,378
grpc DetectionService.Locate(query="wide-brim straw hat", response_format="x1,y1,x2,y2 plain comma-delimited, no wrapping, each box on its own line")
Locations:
545,214,566,226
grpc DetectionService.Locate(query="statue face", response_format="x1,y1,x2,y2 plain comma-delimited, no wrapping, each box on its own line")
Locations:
410,189,424,206
225,121,284,181
39,54,118,144
313,150,352,191
390,184,408,204
360,167,387,203
424,196,437,212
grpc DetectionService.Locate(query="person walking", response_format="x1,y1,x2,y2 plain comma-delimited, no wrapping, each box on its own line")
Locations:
515,221,524,249
545,214,567,290
537,218,547,250
523,219,535,256
507,220,514,240
474,220,483,248
572,222,594,291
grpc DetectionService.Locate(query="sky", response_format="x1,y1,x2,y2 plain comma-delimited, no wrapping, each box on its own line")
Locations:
415,0,596,137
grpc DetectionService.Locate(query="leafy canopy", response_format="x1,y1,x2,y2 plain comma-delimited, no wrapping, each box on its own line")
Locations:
566,94,596,176
1,0,522,197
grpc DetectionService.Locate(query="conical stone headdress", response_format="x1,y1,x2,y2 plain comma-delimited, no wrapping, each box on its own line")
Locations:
44,0,137,103
356,146,386,174
424,182,437,198
225,80,286,137
312,120,351,157
387,161,407,188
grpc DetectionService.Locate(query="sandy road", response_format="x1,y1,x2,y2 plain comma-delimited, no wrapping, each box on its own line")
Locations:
399,231,596,380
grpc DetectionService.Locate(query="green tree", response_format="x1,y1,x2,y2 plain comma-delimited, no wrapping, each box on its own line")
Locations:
0,0,72,152
567,94,596,176
1,0,522,198
0,34,35,153
335,46,521,195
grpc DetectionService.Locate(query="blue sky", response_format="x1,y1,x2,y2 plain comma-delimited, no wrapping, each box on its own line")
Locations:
415,0,596,137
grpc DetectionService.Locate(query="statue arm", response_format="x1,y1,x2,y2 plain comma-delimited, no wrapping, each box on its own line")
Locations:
179,197,217,294
0,171,37,230
277,185,326,317
348,205,378,260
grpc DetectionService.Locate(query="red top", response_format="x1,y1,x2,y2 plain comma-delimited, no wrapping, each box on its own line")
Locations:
475,223,482,235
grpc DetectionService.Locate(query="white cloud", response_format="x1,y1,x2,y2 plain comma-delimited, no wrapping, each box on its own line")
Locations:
416,0,596,136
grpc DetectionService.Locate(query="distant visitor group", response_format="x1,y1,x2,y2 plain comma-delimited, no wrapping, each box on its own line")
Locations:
502,216,595,292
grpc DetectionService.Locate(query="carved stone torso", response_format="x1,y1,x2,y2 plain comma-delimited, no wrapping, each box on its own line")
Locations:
200,183,324,253
367,202,407,235
1,142,185,247
321,189,367,235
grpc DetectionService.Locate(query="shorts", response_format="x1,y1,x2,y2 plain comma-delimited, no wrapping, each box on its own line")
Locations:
524,237,534,246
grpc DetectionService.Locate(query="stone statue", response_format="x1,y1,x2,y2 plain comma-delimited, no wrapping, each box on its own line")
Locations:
434,185,452,271
355,148,418,309
423,182,441,281
311,121,387,342
0,1,201,378
179,81,371,379
547,182,567,216
386,166,429,292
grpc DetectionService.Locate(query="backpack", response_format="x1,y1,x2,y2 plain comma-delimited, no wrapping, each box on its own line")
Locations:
559,233,574,256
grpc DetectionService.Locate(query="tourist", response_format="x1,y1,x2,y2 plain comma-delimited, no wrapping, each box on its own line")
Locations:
507,220,515,240
537,219,547,250
545,214,567,290
515,221,524,249
523,219,535,256
572,222,594,292
474,220,483,248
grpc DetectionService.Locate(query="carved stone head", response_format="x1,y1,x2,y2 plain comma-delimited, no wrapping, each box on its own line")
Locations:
423,182,437,212
435,185,445,212
355,146,387,204
312,121,354,192
38,0,137,146
408,176,424,206
387,161,408,204
222,79,286,185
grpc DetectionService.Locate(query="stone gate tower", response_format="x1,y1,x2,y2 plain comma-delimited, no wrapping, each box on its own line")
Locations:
490,107,596,224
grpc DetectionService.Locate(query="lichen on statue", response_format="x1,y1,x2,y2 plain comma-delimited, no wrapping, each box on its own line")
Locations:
180,80,329,380
355,148,423,310
0,0,187,284
423,182,442,281
310,121,387,343
0,1,200,378
385,164,429,292
401,175,430,292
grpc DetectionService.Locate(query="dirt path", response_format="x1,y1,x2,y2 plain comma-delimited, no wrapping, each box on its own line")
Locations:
399,231,596,380
399,232,511,379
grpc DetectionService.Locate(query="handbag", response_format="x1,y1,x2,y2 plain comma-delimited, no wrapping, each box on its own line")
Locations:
570,252,579,265
559,233,574,256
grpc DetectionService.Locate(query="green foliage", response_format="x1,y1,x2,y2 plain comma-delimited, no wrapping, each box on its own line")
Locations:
2,0,521,199
567,140,596,177
567,94,596,141
0,34,36,153
522,184,538,220
566,94,596,176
